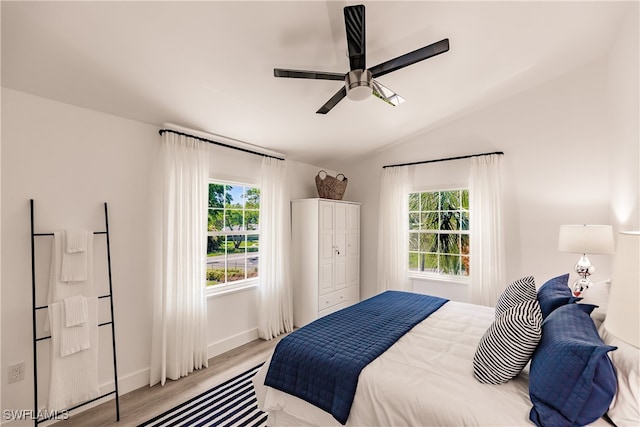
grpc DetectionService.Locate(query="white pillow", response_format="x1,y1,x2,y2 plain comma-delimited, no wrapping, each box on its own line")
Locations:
599,322,640,426
579,279,611,323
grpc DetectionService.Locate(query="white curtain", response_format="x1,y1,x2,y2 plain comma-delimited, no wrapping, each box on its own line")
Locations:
469,154,506,307
377,166,410,293
150,132,209,386
257,157,293,340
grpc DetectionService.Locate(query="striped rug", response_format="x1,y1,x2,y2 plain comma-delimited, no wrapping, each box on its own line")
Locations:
138,364,267,427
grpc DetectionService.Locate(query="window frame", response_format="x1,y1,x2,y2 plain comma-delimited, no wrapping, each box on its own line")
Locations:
408,187,470,284
206,179,260,297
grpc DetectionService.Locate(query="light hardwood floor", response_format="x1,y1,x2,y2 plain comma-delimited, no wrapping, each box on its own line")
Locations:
53,336,282,427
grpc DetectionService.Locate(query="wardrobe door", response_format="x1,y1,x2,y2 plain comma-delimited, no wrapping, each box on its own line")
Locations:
347,204,360,289
318,201,335,295
333,202,348,290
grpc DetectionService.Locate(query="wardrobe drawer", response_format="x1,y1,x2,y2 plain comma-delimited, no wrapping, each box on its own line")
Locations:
319,300,349,318
318,288,350,311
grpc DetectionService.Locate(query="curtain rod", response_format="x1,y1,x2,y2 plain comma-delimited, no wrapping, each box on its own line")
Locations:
158,129,285,161
382,151,504,169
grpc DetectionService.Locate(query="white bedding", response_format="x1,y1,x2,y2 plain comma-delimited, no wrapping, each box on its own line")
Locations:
254,300,609,426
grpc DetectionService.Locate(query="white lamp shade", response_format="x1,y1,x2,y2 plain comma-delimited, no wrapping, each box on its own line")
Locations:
558,225,614,254
605,231,640,348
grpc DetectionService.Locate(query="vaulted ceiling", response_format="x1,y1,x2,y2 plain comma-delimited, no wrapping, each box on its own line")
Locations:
1,1,631,166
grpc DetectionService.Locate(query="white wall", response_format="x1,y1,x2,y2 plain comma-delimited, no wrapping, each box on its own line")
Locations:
607,5,640,232
0,89,327,418
341,55,623,302
1,89,158,415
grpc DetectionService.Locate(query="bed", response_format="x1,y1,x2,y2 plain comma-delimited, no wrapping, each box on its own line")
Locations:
253,276,637,427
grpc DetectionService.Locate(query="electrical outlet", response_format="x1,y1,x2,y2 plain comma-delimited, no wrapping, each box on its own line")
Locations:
8,362,25,383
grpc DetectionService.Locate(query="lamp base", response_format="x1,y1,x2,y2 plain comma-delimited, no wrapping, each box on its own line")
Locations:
574,254,595,277
571,277,592,297
572,254,595,297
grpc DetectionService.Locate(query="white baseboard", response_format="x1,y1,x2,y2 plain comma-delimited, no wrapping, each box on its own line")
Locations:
100,366,150,397
1,332,258,426
0,366,149,427
207,328,259,360
109,328,259,399
85,329,259,403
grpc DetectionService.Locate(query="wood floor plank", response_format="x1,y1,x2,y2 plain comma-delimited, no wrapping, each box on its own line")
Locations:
52,336,281,427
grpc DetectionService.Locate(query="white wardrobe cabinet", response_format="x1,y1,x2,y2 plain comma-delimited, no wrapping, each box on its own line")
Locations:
291,198,360,327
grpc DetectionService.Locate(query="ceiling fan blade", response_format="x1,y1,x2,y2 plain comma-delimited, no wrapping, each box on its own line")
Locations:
316,87,347,114
371,80,405,107
274,69,345,81
369,38,450,78
344,4,366,71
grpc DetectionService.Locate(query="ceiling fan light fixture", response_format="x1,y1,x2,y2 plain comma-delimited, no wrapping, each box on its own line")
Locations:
345,69,373,101
274,4,450,113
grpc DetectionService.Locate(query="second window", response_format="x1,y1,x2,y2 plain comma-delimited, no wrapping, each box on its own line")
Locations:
409,189,470,277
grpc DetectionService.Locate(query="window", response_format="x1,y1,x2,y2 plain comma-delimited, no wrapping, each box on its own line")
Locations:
207,181,260,291
409,189,470,278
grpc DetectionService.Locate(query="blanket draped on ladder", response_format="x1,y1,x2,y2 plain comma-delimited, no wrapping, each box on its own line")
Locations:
47,230,99,411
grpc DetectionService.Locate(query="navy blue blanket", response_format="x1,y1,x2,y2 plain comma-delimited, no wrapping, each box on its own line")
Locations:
264,290,448,424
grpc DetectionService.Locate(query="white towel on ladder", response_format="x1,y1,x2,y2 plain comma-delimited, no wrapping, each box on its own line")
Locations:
65,229,89,253
48,297,100,412
60,230,92,282
59,319,91,357
64,295,88,327
60,296,90,357
48,232,94,303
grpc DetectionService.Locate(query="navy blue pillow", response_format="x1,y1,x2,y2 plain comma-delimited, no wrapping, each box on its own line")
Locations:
537,274,577,318
529,303,617,427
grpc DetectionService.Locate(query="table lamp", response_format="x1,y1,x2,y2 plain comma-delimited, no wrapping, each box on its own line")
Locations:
558,224,614,297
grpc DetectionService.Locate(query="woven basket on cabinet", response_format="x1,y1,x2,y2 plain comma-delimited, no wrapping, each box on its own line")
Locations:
315,170,348,200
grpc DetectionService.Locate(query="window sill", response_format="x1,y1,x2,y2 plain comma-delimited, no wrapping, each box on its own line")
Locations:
206,279,259,299
409,272,470,286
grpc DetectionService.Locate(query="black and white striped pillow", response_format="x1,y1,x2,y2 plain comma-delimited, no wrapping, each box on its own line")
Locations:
473,299,543,385
495,276,536,319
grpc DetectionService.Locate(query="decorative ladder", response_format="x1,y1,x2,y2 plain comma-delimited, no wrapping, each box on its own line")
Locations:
29,199,120,425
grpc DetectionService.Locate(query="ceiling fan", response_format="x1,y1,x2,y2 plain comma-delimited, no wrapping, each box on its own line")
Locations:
274,4,450,114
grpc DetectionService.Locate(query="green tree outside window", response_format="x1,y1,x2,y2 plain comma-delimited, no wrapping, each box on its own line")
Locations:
409,189,470,277
207,182,260,287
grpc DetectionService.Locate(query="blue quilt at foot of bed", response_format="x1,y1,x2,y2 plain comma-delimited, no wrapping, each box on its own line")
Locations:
264,290,448,424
